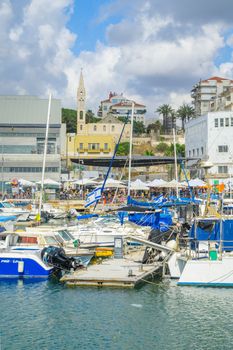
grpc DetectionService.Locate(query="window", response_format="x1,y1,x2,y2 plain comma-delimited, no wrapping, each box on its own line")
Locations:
214,118,218,127
220,118,224,127
94,125,97,131
111,125,115,132
80,125,83,131
36,140,56,154
193,149,195,156
103,125,106,132
104,143,108,150
79,143,83,150
69,137,71,142
79,111,83,120
201,147,204,155
189,150,191,157
231,117,233,127
103,106,108,111
225,118,229,127
197,148,199,156
88,143,99,150
218,145,228,152
218,166,228,174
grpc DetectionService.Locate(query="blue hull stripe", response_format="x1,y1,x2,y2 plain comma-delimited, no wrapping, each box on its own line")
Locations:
178,282,233,287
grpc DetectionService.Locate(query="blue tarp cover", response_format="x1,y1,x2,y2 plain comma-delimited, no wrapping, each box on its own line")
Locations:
0,216,17,222
76,214,99,220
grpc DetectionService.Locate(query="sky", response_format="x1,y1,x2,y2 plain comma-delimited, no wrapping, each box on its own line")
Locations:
1,0,233,120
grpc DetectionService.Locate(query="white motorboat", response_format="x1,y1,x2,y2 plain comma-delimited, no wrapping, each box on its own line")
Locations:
21,227,94,266
0,201,30,221
166,215,233,286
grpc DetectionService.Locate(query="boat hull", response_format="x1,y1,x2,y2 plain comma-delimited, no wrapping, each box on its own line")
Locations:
0,252,53,278
178,256,233,287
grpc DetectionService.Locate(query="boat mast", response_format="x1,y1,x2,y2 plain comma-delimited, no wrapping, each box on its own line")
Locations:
127,102,135,199
219,190,224,260
38,93,52,219
173,128,179,198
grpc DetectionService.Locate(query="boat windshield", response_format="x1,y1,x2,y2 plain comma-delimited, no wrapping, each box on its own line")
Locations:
57,230,74,241
44,236,58,245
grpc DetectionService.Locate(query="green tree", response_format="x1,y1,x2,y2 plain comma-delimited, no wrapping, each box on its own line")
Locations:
118,116,128,123
156,142,170,153
116,142,130,155
156,104,174,133
144,149,154,156
133,121,146,135
118,117,146,135
176,104,195,130
86,109,99,123
147,120,162,134
62,108,100,133
62,108,77,133
164,143,185,157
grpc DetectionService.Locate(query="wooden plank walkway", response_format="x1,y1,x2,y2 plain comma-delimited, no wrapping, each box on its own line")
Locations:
61,251,161,288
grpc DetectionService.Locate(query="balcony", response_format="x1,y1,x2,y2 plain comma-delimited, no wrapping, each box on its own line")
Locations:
87,149,101,153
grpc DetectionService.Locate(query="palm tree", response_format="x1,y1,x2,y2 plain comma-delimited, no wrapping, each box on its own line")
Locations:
176,104,195,131
156,104,174,134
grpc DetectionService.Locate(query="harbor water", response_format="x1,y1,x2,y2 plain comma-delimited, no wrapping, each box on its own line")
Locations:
0,278,232,350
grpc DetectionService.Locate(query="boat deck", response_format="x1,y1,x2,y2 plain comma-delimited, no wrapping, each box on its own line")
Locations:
61,250,161,288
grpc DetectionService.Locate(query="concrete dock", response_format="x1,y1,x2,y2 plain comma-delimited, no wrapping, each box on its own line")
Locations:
61,250,161,288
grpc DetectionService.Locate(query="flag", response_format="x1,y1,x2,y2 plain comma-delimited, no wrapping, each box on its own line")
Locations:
84,187,102,208
153,194,164,205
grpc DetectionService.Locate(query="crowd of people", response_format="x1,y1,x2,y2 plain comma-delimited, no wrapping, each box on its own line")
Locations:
1,183,214,203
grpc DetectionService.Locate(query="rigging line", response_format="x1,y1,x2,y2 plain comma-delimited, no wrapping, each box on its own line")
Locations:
93,114,130,211
206,268,233,284
111,158,128,204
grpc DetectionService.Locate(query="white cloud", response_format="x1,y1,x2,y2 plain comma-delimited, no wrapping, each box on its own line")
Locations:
226,34,233,47
9,26,23,41
0,0,232,119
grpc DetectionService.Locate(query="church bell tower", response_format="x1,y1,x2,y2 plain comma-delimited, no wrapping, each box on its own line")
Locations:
77,69,86,134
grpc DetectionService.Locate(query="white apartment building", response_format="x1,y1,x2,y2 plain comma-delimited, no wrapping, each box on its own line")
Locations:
98,92,146,124
185,111,233,177
210,87,233,112
191,76,233,117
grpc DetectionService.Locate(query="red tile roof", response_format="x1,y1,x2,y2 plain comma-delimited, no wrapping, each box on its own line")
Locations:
202,76,233,83
111,101,145,108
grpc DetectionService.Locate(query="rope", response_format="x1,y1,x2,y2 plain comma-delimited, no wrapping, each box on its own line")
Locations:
111,158,128,204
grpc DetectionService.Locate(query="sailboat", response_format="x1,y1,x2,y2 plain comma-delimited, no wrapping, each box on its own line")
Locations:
165,188,233,286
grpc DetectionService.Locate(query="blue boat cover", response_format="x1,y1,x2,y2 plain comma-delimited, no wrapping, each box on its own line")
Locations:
189,219,233,251
0,215,17,222
76,213,99,220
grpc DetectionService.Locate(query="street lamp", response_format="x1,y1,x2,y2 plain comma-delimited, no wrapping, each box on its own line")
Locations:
79,159,84,180
200,160,213,182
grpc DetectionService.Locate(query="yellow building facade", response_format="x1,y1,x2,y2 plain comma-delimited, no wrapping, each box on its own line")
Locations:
67,133,115,160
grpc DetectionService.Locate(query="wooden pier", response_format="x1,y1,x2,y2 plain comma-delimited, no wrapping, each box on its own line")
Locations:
61,251,161,288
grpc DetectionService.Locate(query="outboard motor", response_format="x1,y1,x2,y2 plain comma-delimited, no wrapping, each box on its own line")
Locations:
41,246,81,271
